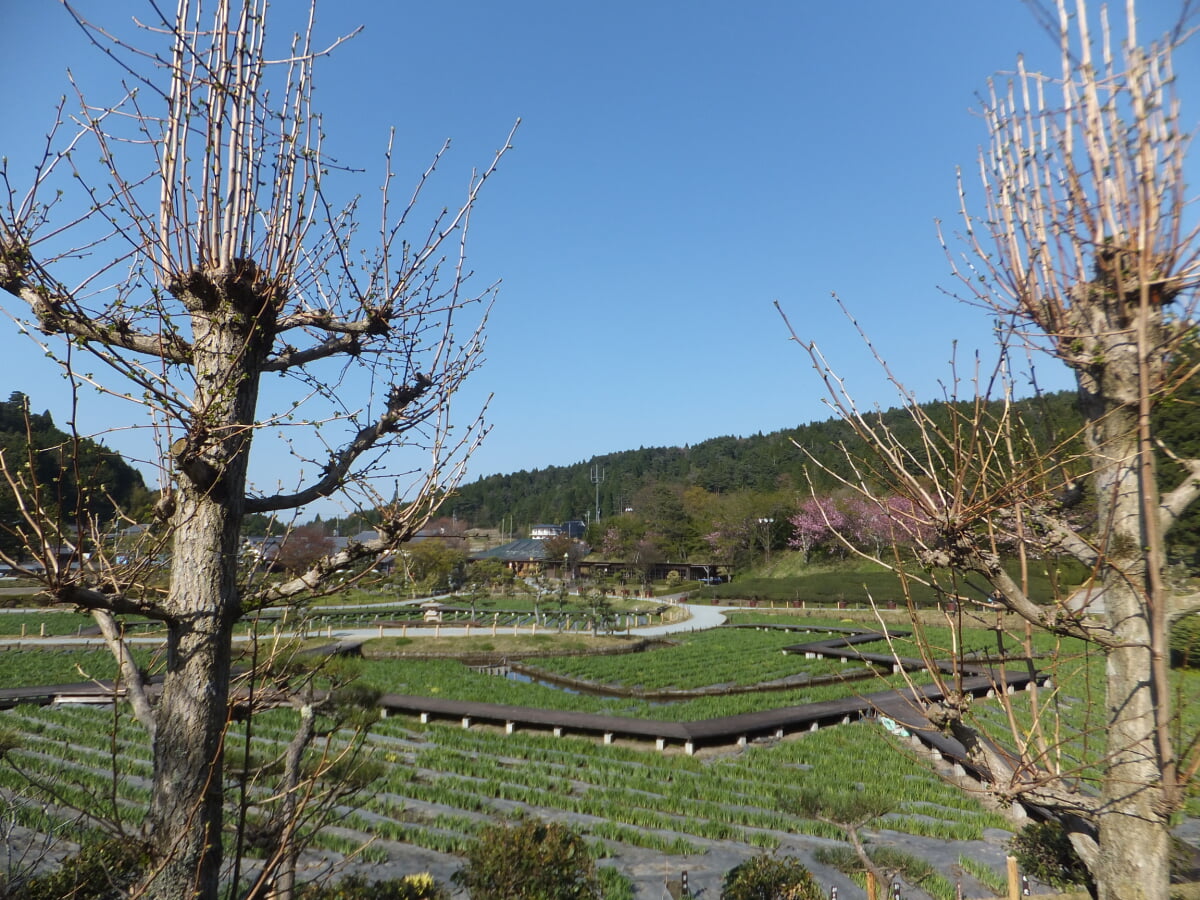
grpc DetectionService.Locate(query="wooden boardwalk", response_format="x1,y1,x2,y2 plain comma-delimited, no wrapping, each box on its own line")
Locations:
0,627,1040,764
372,626,1037,756
0,680,128,709
374,668,1034,755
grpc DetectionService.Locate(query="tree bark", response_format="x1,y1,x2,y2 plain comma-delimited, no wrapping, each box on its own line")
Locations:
267,702,315,900
141,268,271,900
1096,610,1171,900
143,582,235,900
1080,347,1173,900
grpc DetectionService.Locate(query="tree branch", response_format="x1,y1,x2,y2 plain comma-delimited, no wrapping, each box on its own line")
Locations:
90,609,157,736
55,582,168,620
1022,507,1101,568
244,374,434,514
1159,457,1200,537
0,247,192,362
262,334,360,371
249,526,411,608
963,552,1117,647
930,702,1104,819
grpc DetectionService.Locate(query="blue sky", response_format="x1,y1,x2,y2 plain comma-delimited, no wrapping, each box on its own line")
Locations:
1,2,1195,518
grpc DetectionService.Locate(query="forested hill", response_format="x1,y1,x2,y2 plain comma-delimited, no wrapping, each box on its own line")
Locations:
0,392,152,555
449,391,1085,529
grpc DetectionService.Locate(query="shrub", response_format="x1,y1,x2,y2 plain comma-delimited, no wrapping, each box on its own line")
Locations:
1170,612,1200,667
452,819,600,900
14,838,151,900
298,873,450,900
1009,821,1091,891
720,854,824,900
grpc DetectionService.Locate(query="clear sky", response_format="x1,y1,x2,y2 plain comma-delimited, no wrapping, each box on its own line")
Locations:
1,2,1196,517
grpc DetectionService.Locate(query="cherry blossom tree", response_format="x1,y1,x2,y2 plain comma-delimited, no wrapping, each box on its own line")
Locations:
787,495,847,561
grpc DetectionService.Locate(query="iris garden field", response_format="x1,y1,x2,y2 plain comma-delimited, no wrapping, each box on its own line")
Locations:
2,603,1184,899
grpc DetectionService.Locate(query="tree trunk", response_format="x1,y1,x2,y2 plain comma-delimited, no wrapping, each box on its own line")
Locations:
143,562,235,899
141,268,271,899
1096,616,1172,900
266,702,316,900
1081,353,1173,900
1094,567,1172,900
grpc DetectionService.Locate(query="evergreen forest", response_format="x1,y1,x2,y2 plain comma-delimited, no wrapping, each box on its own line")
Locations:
450,392,1086,527
449,388,1200,570
0,392,152,557
6,387,1200,572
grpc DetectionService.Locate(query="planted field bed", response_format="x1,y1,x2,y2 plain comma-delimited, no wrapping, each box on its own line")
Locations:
237,601,670,640
522,626,860,691
0,646,159,691
0,700,1016,899
0,703,154,837
353,626,937,726
0,620,1032,898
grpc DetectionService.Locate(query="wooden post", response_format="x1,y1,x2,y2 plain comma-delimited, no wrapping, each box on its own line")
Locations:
866,871,877,900
1006,856,1020,900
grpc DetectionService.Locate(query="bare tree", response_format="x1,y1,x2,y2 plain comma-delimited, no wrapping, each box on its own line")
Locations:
783,2,1199,898
273,524,335,575
0,2,514,897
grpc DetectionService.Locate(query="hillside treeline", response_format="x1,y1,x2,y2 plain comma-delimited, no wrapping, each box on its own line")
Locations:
450,388,1200,568
0,392,153,557
452,391,1086,528
6,385,1198,571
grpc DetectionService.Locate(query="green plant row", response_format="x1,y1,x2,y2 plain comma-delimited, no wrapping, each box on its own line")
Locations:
351,655,933,723
528,627,851,690
958,853,1009,895
0,616,1073,891
0,701,1014,894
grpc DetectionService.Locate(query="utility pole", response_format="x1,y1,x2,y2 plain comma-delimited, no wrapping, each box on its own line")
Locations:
590,464,606,523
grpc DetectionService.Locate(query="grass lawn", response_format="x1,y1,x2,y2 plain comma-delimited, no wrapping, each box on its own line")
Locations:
696,554,1089,608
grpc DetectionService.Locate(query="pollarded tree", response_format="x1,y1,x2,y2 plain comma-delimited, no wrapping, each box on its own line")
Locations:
784,2,1199,898
0,2,513,897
